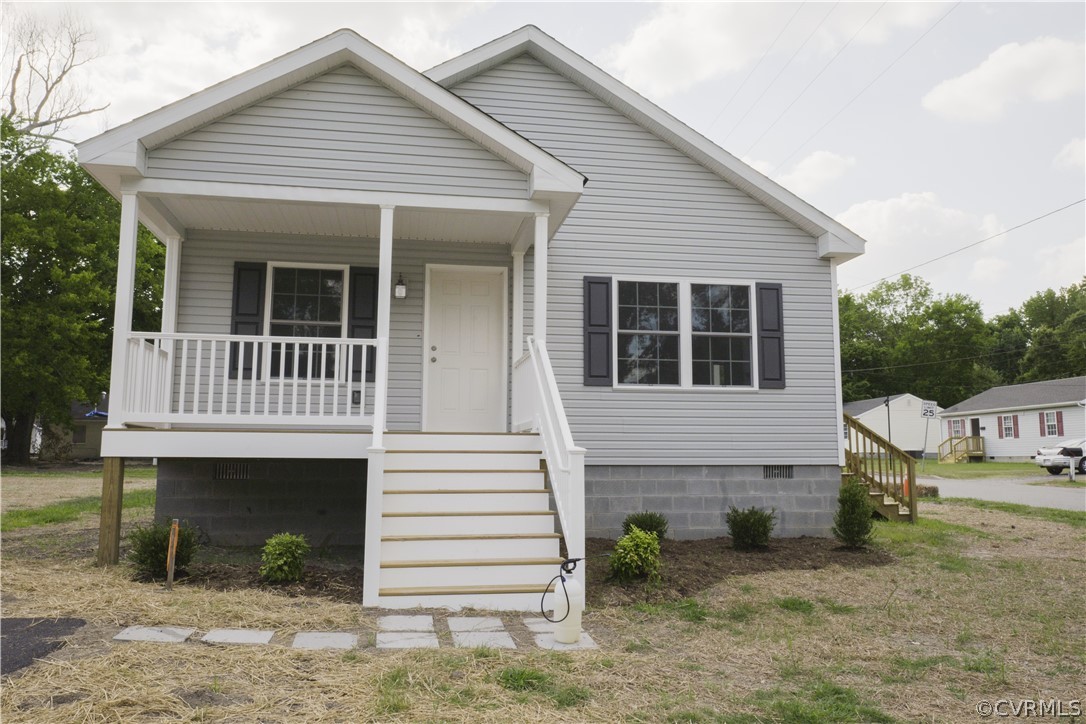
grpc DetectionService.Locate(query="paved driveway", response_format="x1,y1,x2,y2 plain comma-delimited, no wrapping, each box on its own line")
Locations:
919,476,1085,511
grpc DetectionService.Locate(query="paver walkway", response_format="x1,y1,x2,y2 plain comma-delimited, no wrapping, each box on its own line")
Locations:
113,615,597,652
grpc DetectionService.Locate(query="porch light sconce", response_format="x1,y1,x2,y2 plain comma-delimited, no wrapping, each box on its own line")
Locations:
394,274,407,299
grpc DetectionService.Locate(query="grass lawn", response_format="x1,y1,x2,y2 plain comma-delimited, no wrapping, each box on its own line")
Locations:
1,467,158,513
0,489,157,532
1,491,1083,721
914,460,1048,480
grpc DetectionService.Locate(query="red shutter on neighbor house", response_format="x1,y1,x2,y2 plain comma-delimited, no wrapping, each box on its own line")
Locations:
947,420,952,437
1012,414,1019,438
1039,412,1046,437
1057,411,1064,436
997,416,1004,439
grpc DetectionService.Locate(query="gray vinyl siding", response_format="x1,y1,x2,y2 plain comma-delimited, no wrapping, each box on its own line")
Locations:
146,65,527,199
451,55,840,466
176,231,513,430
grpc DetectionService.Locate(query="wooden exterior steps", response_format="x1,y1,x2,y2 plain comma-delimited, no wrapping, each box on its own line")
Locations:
843,413,918,523
377,432,561,610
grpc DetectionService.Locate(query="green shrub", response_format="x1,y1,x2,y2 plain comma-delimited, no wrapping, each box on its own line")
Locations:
259,532,311,582
609,526,662,585
917,484,940,499
127,519,199,579
622,511,669,540
726,506,776,550
833,478,875,549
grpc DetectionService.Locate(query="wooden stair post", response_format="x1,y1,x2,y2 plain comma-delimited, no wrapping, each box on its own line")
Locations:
97,457,125,566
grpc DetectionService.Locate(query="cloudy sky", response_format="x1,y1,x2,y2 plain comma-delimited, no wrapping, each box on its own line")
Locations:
7,1,1085,317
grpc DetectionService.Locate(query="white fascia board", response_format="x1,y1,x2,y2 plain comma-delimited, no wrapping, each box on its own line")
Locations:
77,29,583,199
102,429,373,458
939,401,1083,418
427,26,867,262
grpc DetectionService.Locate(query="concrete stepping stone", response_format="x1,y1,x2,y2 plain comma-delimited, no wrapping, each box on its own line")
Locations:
522,617,553,634
376,631,440,649
447,617,504,633
202,629,274,645
533,631,598,650
114,626,195,643
378,615,434,632
452,630,516,649
291,632,358,650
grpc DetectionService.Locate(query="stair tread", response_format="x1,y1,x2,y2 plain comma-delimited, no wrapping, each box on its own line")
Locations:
382,533,562,541
386,431,537,436
380,582,557,596
383,510,555,517
382,557,564,569
384,488,551,495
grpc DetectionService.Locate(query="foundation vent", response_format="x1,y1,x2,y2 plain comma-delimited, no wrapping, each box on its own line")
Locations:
763,465,794,480
214,463,251,481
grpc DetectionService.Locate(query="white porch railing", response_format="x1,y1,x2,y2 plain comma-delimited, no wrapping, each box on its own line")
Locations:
122,332,379,428
513,336,586,585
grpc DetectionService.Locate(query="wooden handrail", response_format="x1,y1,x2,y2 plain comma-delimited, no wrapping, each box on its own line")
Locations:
843,412,917,522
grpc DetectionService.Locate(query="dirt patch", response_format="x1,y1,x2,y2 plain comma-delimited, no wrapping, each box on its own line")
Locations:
921,501,1086,562
585,535,892,607
180,563,365,604
1,473,156,513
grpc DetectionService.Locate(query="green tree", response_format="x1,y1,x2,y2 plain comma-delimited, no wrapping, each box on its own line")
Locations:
1,118,163,463
1016,280,1086,383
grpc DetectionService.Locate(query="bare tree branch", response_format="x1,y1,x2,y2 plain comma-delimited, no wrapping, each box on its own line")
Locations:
2,9,108,143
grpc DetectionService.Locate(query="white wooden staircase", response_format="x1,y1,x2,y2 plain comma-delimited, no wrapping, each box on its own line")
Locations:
376,432,563,610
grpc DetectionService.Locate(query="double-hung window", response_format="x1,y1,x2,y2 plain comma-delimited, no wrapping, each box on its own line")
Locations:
1044,411,1059,437
267,265,346,378
615,279,755,388
1001,415,1015,438
950,419,965,437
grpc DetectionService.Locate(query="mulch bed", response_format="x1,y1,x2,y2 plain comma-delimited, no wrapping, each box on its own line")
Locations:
174,537,890,609
1,618,86,676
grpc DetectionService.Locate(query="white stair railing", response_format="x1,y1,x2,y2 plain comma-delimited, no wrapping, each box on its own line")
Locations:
512,336,586,589
122,332,379,428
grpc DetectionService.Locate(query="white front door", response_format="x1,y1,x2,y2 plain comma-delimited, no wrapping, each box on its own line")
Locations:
424,266,507,432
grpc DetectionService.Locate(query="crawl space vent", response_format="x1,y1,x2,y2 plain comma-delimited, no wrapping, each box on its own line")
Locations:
214,463,250,481
762,465,794,480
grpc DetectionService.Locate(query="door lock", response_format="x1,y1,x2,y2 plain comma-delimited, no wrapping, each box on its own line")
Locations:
431,356,437,363
431,345,437,351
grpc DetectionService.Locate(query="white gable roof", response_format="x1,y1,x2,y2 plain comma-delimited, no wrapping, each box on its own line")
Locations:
77,29,585,206
427,25,866,261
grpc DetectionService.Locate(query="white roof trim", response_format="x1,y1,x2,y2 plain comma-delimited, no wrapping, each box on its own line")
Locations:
77,29,585,199
938,401,1086,418
427,25,866,262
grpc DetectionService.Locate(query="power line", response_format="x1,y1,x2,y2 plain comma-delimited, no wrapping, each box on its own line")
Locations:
705,3,804,134
846,199,1086,292
744,2,885,157
842,338,1068,374
770,2,960,174
723,2,840,145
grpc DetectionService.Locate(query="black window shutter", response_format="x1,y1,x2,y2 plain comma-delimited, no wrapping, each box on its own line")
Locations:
583,276,612,386
756,282,785,389
348,267,379,382
230,262,267,379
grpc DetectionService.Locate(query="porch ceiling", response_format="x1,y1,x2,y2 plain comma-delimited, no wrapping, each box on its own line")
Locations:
160,195,526,244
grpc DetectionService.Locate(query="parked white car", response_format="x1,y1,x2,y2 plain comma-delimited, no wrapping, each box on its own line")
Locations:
1034,438,1086,475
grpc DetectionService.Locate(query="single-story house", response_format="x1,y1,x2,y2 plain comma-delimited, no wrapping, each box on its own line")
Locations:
77,26,867,609
938,376,1086,462
39,395,110,461
843,393,942,458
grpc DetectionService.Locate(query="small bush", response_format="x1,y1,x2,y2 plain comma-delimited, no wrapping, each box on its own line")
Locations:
726,506,776,550
622,511,669,540
609,526,662,585
917,484,939,499
259,532,311,582
127,519,199,579
833,478,875,549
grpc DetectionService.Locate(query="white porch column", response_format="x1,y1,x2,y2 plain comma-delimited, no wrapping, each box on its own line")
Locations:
161,235,183,334
533,212,549,344
512,250,525,357
372,205,395,448
107,194,140,427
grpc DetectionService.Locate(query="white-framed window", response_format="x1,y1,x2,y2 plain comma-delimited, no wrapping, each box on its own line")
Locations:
1045,411,1058,437
950,418,965,437
614,278,756,388
264,263,349,378
1001,415,1015,438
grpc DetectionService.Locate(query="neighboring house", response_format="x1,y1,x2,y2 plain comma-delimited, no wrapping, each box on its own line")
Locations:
66,395,110,460
77,27,866,609
843,394,942,459
938,376,1086,461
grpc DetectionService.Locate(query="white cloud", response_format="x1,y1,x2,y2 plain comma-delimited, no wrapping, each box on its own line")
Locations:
922,37,1086,122
1054,138,1085,170
740,155,773,177
600,2,942,99
776,150,856,196
1036,238,1086,280
969,256,1011,284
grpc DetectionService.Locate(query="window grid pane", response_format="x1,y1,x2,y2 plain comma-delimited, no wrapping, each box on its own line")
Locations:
1045,411,1058,436
269,267,345,379
617,281,680,386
